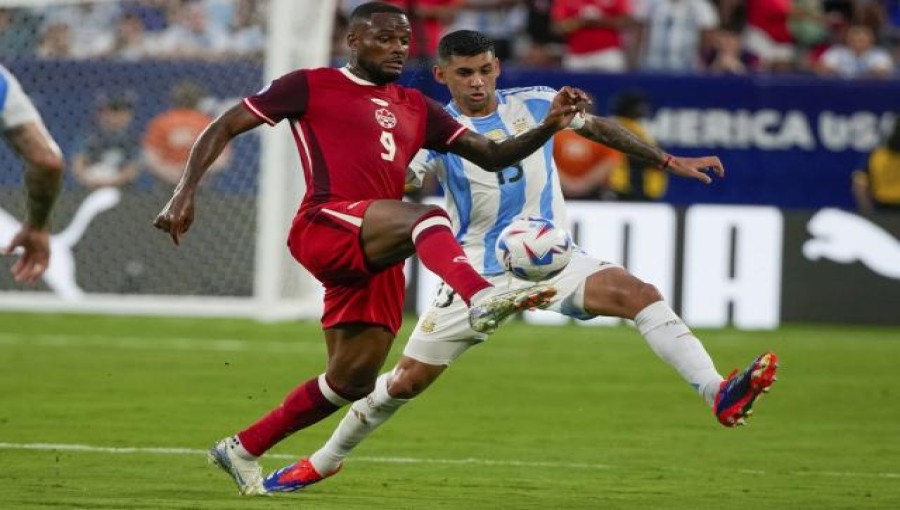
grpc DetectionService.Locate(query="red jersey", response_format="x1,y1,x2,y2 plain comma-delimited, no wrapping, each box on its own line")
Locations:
551,0,631,55
243,67,467,211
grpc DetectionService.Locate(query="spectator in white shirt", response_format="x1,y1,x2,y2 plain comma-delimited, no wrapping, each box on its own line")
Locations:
634,0,719,72
816,24,894,78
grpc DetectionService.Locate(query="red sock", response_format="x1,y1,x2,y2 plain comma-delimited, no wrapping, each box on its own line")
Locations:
237,376,347,456
412,210,492,305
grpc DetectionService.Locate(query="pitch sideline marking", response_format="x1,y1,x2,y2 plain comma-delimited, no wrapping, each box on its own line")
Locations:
0,442,897,479
0,333,321,353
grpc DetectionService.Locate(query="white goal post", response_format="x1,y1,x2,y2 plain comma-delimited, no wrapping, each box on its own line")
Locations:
0,0,335,319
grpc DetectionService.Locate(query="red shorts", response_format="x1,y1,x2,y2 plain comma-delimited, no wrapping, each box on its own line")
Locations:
288,200,404,334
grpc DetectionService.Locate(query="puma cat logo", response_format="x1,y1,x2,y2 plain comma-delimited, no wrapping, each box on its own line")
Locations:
1,187,122,298
802,208,900,280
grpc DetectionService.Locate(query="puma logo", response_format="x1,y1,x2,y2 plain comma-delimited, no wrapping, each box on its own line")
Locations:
802,208,900,280
1,187,122,298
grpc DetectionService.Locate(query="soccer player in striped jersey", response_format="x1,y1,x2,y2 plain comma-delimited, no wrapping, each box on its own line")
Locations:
262,30,778,492
0,64,65,283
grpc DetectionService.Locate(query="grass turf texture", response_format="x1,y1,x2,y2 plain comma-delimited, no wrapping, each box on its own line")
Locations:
0,313,898,509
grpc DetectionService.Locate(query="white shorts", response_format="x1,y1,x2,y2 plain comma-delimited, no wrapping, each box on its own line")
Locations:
0,64,42,131
404,249,620,366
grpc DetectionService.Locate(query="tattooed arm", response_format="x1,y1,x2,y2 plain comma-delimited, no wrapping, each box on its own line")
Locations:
575,115,725,184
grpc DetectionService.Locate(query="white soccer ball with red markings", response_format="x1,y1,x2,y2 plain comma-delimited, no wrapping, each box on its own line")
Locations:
495,216,573,282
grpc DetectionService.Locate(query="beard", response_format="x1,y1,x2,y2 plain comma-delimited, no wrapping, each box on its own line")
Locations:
358,58,402,85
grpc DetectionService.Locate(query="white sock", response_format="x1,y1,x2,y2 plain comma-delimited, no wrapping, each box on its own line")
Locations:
309,371,409,474
470,286,494,306
634,301,724,406
229,436,258,461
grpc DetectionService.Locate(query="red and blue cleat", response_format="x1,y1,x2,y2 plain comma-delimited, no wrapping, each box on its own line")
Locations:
714,352,779,427
263,458,341,493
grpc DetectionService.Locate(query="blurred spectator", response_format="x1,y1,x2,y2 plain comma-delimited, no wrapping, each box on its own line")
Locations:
789,0,827,46
553,121,621,199
36,23,74,59
703,27,761,74
744,0,796,72
605,90,667,200
151,0,229,59
852,116,900,213
410,0,464,60
714,0,744,29
106,12,154,60
142,81,230,186
446,1,526,61
816,24,894,78
522,0,565,67
634,0,719,72
72,95,141,189
40,2,122,58
551,0,633,72
332,8,351,66
225,0,265,58
0,8,40,57
122,0,171,33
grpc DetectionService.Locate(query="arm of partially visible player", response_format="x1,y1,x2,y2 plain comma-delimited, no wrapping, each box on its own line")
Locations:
450,86,590,172
1,121,64,283
153,104,262,245
575,115,724,184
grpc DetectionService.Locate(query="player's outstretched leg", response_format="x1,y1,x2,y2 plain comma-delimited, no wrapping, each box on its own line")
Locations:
263,457,341,493
468,283,557,334
207,436,268,496
714,352,779,427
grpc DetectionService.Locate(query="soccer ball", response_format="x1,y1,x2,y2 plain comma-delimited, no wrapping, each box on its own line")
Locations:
495,216,573,281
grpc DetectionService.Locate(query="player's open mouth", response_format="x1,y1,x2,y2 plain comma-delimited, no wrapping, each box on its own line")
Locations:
384,61,404,71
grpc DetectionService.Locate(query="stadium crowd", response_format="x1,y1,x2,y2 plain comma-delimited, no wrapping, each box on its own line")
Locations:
0,0,897,78
333,0,899,77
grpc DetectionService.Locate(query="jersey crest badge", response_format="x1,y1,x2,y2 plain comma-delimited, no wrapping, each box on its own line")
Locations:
484,129,507,141
512,117,530,134
375,108,397,129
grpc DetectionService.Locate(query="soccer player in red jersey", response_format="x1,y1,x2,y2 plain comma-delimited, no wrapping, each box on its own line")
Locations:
153,2,589,495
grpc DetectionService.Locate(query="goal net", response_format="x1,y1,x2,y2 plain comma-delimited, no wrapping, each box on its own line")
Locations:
0,0,335,319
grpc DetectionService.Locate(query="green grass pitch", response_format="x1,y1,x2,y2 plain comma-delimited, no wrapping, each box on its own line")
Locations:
0,312,898,509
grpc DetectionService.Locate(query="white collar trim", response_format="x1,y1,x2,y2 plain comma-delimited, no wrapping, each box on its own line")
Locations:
340,66,377,86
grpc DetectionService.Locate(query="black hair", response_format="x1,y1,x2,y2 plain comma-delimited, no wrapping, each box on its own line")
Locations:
611,90,648,118
887,115,900,152
437,30,495,64
349,1,405,25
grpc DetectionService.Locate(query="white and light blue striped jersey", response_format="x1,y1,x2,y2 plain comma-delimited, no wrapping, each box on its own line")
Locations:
0,64,41,130
407,86,569,276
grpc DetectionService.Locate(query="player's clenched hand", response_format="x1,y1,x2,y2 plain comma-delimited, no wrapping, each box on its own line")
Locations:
2,227,50,283
153,191,195,246
545,86,592,131
664,155,725,185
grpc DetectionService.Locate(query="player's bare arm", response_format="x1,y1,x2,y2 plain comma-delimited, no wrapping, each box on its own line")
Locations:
7,123,63,230
450,86,590,172
153,104,262,245
1,122,64,283
576,115,725,184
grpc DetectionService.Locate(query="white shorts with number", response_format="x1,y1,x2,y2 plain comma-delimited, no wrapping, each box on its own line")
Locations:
404,249,620,366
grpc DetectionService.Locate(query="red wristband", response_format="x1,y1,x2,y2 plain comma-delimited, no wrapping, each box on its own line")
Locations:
660,155,673,169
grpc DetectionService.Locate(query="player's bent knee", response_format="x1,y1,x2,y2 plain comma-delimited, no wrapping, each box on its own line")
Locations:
332,381,376,401
635,282,663,307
